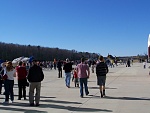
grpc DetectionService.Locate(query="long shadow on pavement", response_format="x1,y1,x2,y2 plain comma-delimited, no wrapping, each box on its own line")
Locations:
0,106,47,113
6,102,113,112
13,95,56,99
93,96,150,101
40,99,81,104
88,87,117,89
105,96,150,100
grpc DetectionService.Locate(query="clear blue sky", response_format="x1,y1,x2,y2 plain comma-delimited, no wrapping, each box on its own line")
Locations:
0,0,150,57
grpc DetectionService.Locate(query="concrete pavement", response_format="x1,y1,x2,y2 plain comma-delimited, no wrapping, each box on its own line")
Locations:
0,63,150,113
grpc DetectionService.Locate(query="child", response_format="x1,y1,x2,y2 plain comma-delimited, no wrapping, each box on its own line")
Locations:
73,68,79,87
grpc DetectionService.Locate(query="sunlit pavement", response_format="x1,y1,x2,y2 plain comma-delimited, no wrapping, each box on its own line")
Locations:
0,63,150,113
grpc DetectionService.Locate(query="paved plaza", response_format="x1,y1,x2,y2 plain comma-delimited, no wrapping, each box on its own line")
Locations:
0,63,150,113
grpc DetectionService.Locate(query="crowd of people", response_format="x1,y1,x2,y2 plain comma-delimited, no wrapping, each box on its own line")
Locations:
0,60,44,106
1,55,136,106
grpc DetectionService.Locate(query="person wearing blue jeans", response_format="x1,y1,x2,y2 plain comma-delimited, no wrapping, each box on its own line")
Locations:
77,58,90,97
4,80,14,102
3,61,16,104
63,58,73,88
65,72,71,87
79,78,89,97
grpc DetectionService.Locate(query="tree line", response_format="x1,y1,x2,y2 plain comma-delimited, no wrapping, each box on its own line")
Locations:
0,42,99,61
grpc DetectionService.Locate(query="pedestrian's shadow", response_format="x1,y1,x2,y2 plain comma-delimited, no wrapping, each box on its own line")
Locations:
88,87,117,89
88,81,96,82
0,97,5,99
93,96,150,101
8,102,113,112
13,95,56,99
106,87,117,89
40,99,81,104
105,96,150,101
0,106,47,113
88,87,99,89
39,96,56,99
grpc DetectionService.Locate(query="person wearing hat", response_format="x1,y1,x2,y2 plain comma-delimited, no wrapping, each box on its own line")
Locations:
27,60,44,106
96,55,109,98
63,58,73,88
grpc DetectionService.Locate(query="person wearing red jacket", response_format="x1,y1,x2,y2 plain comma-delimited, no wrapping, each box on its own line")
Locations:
16,61,27,100
73,68,79,87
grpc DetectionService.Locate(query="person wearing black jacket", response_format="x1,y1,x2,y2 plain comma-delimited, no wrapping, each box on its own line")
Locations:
27,60,44,106
96,56,109,98
63,58,72,88
57,60,63,78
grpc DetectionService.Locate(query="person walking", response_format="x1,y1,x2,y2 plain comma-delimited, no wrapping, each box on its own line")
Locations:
57,60,63,78
27,60,44,106
96,56,109,98
16,61,27,100
91,60,96,73
126,59,131,67
53,59,57,70
3,61,16,103
63,58,72,88
76,58,90,98
73,67,79,87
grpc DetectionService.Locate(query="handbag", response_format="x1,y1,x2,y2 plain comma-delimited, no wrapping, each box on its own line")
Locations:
0,68,4,80
0,68,8,80
2,74,8,80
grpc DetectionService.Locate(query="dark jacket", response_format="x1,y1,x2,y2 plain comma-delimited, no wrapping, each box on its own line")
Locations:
57,61,62,69
96,62,109,76
63,62,72,73
27,65,44,82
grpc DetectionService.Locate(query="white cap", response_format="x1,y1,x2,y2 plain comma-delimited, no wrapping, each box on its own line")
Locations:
66,58,69,62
